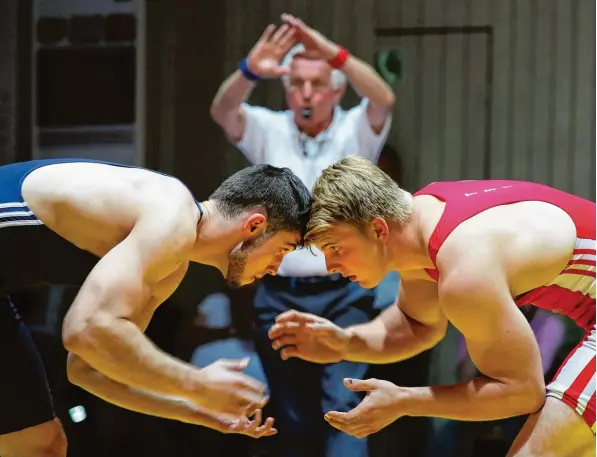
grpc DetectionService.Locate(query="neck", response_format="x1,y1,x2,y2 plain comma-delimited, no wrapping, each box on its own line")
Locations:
189,200,242,275
385,203,435,272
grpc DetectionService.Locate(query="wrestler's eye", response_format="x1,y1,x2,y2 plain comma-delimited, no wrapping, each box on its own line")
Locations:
330,246,341,253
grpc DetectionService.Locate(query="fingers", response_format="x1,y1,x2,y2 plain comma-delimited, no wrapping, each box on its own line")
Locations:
343,378,376,392
244,395,269,417
325,410,373,438
271,334,298,350
271,23,290,43
281,13,302,29
280,346,298,360
240,409,278,438
326,418,372,439
259,24,276,42
268,321,301,339
275,310,319,325
324,410,351,424
215,357,250,371
278,23,298,49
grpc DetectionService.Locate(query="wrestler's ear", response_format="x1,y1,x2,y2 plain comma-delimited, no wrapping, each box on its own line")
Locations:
242,213,267,237
370,217,389,243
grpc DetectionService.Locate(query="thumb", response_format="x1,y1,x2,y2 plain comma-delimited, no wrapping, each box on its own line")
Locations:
274,67,290,77
217,357,250,371
343,378,375,392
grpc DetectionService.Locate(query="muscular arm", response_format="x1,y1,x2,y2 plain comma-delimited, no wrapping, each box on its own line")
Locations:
67,353,228,430
404,256,546,421
62,216,200,400
210,71,256,142
344,279,447,364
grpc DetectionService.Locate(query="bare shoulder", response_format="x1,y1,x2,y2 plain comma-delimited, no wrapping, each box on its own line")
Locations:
436,201,577,297
132,179,200,258
397,274,443,326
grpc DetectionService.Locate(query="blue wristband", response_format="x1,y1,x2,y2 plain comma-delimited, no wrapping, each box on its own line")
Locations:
239,58,261,82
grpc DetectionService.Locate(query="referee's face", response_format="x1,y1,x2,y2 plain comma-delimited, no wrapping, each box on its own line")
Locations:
286,57,336,131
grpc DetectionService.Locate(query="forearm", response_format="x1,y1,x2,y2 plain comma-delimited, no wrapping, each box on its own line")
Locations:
344,309,442,364
405,376,546,421
210,70,256,122
69,355,225,430
341,55,395,108
66,317,197,399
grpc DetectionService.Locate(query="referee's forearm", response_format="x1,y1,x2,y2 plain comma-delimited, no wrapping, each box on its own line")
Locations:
211,71,255,123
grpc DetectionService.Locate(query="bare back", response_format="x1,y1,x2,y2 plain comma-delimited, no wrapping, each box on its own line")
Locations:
21,161,200,259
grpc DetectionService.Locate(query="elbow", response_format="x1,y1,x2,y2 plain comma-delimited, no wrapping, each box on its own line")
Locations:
505,378,546,416
429,320,448,348
382,91,396,109
66,353,91,386
209,103,222,124
63,315,110,355
521,382,546,414
210,102,228,127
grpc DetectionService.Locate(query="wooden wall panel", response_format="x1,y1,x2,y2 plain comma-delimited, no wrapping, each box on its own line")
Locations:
374,0,595,199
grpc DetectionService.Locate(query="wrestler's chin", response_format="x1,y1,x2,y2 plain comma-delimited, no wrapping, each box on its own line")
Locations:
238,276,258,287
352,276,379,289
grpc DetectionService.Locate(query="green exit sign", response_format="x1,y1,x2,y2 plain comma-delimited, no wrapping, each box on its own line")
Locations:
374,50,403,85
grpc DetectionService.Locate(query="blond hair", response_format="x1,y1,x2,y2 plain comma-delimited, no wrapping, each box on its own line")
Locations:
306,156,413,243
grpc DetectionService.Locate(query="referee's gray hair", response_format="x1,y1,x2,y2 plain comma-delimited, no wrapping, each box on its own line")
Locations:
281,44,347,90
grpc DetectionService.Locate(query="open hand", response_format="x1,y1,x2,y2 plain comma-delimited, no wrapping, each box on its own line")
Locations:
281,14,339,59
324,378,409,438
268,310,350,363
221,409,278,438
192,358,268,417
247,23,298,78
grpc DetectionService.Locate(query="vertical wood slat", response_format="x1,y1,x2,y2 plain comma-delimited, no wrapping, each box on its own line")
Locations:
551,0,573,192
398,0,423,191
469,0,491,179
529,0,552,186
509,0,533,180
417,0,443,186
488,0,511,179
375,0,401,29
441,0,467,181
572,0,595,199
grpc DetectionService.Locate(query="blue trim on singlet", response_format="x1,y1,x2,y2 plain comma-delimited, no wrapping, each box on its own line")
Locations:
0,158,203,227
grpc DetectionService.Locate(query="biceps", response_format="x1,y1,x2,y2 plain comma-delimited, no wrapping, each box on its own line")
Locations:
63,241,152,339
462,314,543,383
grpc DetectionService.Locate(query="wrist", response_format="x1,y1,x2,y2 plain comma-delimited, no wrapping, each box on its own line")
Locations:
239,58,261,82
328,45,350,69
342,327,359,359
398,386,424,417
180,366,203,399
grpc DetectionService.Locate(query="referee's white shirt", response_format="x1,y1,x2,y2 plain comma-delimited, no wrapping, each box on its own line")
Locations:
237,98,392,277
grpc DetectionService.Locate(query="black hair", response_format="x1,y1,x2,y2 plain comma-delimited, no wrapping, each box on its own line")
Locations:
209,164,311,243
